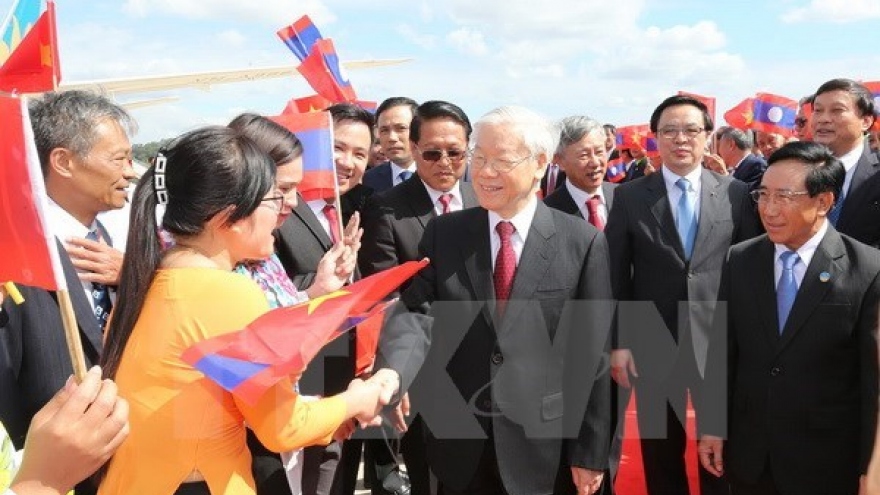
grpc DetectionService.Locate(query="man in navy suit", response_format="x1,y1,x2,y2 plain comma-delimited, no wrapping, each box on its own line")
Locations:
699,141,880,495
362,97,419,193
0,91,137,495
711,127,767,192
810,78,880,248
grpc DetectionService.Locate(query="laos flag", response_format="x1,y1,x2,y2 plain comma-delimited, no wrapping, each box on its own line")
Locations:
752,93,797,135
272,111,336,202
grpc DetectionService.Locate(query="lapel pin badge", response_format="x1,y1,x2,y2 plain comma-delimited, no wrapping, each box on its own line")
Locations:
819,272,831,283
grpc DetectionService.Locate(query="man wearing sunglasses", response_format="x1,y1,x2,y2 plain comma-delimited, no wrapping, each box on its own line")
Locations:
360,100,478,495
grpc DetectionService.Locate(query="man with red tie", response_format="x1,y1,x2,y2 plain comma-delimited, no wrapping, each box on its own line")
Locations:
545,116,616,231
372,106,613,495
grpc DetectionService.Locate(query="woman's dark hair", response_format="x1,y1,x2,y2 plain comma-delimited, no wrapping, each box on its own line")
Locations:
228,112,303,166
101,126,276,383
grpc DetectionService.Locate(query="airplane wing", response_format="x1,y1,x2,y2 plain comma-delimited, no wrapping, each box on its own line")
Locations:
56,58,412,98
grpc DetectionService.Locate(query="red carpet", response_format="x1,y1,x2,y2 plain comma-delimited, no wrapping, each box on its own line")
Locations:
614,395,701,494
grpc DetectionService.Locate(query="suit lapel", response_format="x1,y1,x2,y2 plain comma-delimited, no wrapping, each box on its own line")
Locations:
556,186,583,218
645,173,686,260
460,181,479,209
462,209,495,324
776,229,842,353
290,199,332,249
56,239,103,354
751,239,782,348
691,170,724,266
602,182,616,211
503,204,556,329
402,179,436,230
839,143,880,222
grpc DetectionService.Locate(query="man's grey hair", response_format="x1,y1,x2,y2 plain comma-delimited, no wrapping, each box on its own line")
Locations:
718,127,753,151
555,115,604,155
471,106,556,159
29,90,137,175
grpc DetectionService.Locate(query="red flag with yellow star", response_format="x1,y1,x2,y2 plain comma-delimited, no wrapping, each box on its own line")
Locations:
724,97,756,130
0,1,60,93
615,124,651,151
181,260,428,404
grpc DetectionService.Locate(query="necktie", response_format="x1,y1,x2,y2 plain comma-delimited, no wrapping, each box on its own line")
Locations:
398,170,413,183
493,221,517,318
438,193,453,214
86,228,113,329
322,203,341,244
675,178,697,260
586,195,605,231
546,165,557,194
828,193,845,226
776,251,800,334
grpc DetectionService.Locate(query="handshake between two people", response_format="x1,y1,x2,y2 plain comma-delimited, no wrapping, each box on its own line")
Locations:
334,368,407,442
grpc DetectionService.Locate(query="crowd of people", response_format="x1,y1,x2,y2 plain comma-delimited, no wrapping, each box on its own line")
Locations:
1,76,879,495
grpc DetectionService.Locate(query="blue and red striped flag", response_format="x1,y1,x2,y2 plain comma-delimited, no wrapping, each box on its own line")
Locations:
181,260,429,404
0,94,65,291
297,38,358,103
606,158,627,183
0,0,61,93
752,93,798,136
276,15,323,62
271,111,336,202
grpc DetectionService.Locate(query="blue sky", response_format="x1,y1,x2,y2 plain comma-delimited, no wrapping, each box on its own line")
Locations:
4,0,880,142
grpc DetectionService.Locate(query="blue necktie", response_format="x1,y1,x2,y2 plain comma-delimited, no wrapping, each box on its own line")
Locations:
675,178,697,260
776,251,800,334
398,170,413,183
86,228,113,329
828,193,845,226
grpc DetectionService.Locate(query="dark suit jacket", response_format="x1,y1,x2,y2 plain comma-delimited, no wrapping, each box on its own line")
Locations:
604,170,761,378
623,158,648,183
377,203,613,494
731,154,767,192
359,177,478,279
835,142,880,248
0,240,102,448
702,229,880,495
543,182,616,221
539,166,566,197
362,162,395,193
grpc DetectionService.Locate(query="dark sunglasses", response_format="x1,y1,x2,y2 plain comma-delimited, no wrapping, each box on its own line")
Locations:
421,149,467,162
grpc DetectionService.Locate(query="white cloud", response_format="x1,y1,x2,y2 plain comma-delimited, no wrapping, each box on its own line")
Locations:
781,0,880,23
395,23,438,50
446,27,488,56
217,29,246,48
122,0,336,27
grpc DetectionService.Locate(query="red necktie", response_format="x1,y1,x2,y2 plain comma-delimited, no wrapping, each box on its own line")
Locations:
586,195,605,231
493,221,517,318
438,193,453,214
322,203,341,243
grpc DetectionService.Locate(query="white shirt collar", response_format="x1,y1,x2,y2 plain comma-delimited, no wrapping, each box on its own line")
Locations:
390,161,416,184
565,179,605,207
46,198,98,242
773,219,828,270
661,165,702,193
837,142,863,196
422,179,463,213
487,194,538,245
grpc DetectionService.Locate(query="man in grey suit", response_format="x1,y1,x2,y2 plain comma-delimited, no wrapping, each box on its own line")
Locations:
362,97,419,193
374,106,613,495
699,141,880,495
605,95,760,495
0,91,137,495
810,78,880,248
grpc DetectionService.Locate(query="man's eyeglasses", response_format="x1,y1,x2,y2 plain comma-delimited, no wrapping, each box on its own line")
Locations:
260,194,286,212
658,127,705,140
421,149,467,162
794,118,808,128
750,189,811,205
468,152,533,173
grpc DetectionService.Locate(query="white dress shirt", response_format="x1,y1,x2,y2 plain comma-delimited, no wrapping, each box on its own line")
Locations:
306,199,336,239
773,220,828,288
423,180,464,215
45,199,109,310
487,196,538,270
837,142,863,199
565,179,608,225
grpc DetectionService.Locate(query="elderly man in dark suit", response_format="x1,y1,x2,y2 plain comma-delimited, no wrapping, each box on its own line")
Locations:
699,141,880,495
362,97,419,194
0,91,137,495
360,100,478,495
374,106,613,495
605,95,761,495
705,127,767,192
810,78,880,248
